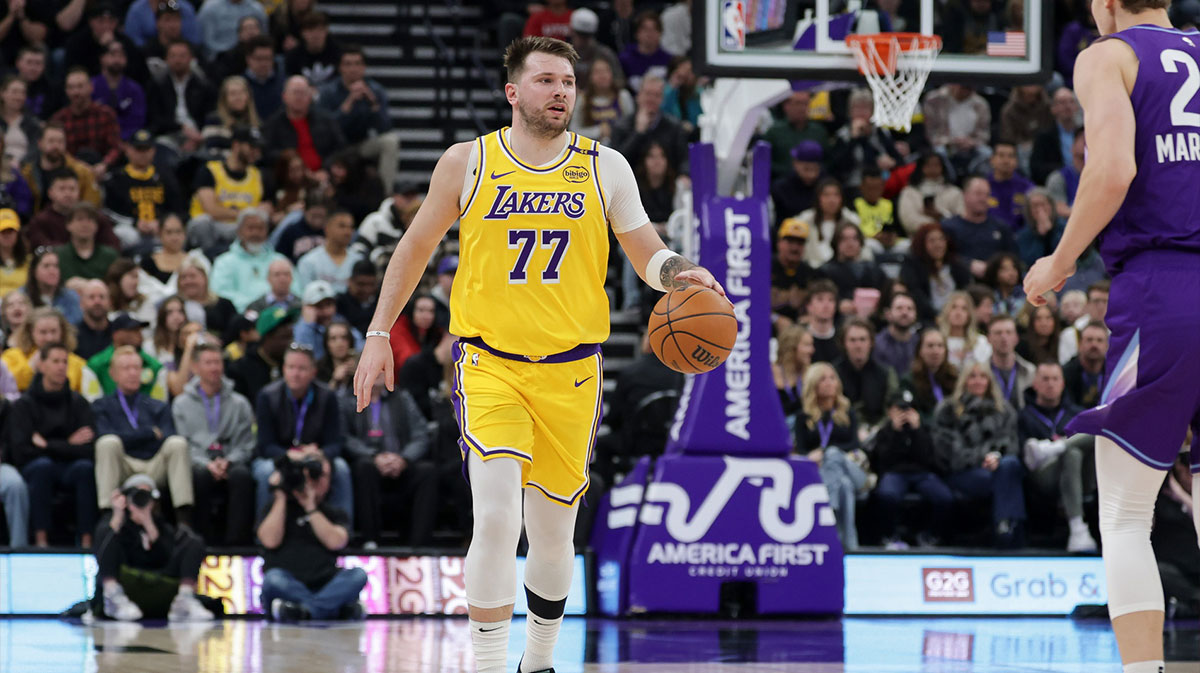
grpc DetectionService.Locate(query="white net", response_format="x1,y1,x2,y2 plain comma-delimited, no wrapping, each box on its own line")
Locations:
848,34,941,133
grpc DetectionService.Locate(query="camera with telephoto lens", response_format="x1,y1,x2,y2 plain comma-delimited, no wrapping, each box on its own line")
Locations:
275,454,324,492
123,487,154,509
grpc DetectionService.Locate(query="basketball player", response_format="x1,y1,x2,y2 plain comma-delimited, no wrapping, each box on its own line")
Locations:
353,37,721,673
1024,2,1200,672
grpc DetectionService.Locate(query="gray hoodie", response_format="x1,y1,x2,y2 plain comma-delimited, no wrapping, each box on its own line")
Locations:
171,376,256,467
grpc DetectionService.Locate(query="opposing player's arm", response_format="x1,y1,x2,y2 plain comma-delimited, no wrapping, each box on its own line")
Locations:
353,141,471,409
1025,39,1138,304
602,146,725,295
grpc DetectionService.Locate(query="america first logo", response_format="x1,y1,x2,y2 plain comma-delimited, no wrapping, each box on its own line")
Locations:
483,184,587,220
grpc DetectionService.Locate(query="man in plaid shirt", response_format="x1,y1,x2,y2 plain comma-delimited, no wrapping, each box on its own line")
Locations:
52,67,122,181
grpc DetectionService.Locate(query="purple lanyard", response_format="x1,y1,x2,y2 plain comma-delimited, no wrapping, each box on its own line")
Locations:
992,364,1017,400
783,380,803,402
817,417,835,448
198,387,221,435
368,400,383,437
928,370,944,403
1082,370,1104,396
118,392,139,429
1028,406,1065,436
290,392,311,445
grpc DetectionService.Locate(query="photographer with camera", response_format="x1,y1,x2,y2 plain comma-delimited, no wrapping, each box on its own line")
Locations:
94,347,194,527
870,389,953,549
252,344,352,528
173,342,256,545
257,451,367,622
91,474,213,622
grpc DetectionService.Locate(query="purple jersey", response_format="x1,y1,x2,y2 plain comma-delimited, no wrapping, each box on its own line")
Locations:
1100,25,1200,274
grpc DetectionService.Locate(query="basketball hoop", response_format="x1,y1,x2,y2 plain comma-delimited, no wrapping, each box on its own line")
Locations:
846,33,942,133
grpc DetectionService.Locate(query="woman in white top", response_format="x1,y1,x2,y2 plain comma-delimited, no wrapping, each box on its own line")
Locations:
898,153,964,234
937,290,991,369
797,178,861,268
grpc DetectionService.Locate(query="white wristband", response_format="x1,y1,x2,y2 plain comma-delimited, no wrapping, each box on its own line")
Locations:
645,248,680,292
365,331,390,339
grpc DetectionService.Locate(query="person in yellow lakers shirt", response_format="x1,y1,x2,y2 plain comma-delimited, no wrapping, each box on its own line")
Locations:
187,126,267,251
0,209,30,298
353,37,723,673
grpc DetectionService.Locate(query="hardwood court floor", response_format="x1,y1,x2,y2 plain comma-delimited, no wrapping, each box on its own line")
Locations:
1,616,1196,672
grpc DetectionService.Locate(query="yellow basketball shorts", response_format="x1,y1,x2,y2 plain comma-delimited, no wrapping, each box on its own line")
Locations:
450,337,604,507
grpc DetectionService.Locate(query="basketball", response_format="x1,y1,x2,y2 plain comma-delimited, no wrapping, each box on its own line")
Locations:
647,285,739,374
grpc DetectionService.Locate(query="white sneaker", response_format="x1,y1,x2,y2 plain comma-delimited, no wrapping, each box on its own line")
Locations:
883,537,910,551
1023,439,1062,472
104,590,143,622
168,593,215,622
1067,526,1098,553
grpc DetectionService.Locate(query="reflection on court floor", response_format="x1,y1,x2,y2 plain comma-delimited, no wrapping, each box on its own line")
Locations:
0,616,1195,672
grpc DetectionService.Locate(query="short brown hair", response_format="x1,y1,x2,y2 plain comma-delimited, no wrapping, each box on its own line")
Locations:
110,345,141,371
503,37,578,83
1120,0,1169,11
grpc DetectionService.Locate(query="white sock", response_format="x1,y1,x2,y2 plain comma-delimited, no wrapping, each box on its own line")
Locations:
1068,516,1088,532
177,585,194,597
469,618,511,673
1122,661,1164,673
102,581,122,598
521,615,563,672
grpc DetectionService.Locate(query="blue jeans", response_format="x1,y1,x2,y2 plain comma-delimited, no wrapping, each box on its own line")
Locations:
252,457,354,530
873,471,954,539
21,456,97,539
818,447,868,551
945,456,1026,523
0,463,29,547
260,567,367,619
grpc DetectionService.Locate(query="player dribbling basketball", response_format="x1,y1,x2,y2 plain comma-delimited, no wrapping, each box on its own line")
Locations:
1025,2,1200,672
354,37,723,673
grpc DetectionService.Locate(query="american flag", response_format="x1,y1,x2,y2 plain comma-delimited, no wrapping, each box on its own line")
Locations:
987,31,1027,57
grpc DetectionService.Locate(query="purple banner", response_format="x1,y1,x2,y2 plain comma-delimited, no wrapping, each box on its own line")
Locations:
666,141,791,456
623,454,844,614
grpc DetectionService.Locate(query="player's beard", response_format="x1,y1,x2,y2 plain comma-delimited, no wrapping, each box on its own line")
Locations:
517,99,572,140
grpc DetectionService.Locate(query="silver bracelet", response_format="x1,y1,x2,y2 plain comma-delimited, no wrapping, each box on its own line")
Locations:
365,330,390,339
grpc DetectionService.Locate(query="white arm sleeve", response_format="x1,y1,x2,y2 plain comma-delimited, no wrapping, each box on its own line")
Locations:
596,144,651,234
459,140,481,212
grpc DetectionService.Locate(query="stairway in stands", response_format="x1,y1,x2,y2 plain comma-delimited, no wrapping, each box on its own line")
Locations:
325,0,644,414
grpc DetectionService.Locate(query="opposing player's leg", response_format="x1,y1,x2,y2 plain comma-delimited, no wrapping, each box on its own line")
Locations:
465,452,524,673
1095,436,1166,672
520,489,579,673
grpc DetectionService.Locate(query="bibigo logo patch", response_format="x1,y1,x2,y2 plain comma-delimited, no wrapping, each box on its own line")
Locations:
562,166,590,183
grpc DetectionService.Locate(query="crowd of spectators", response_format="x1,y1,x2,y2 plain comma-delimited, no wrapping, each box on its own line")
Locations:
0,0,1195,623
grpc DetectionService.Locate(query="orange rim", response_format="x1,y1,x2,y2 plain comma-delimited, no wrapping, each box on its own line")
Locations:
846,33,942,75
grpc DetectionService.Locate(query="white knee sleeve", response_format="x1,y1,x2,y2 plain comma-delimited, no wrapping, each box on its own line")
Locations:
522,490,579,602
1096,437,1167,618
464,452,523,609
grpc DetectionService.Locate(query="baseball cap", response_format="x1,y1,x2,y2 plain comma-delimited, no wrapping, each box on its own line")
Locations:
570,8,599,34
121,474,160,499
157,0,182,15
392,178,421,196
231,125,263,147
256,305,299,337
130,129,154,149
111,313,150,332
778,218,809,241
302,280,336,306
887,388,915,409
437,256,458,275
790,140,824,163
0,209,19,232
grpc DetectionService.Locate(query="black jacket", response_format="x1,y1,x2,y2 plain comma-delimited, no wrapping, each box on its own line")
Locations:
834,357,898,427
340,389,430,463
1030,125,1068,185
93,392,176,461
1062,356,1107,409
1017,399,1083,444
262,107,348,167
795,408,860,453
148,73,215,136
610,113,689,174
872,421,939,475
7,375,96,468
819,257,886,300
228,344,280,405
255,380,343,460
899,254,973,321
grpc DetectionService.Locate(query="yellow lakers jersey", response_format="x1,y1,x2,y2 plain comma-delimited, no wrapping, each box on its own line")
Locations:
189,160,263,218
452,128,610,356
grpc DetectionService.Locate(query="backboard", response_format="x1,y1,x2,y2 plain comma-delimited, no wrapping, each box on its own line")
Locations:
695,0,1054,85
